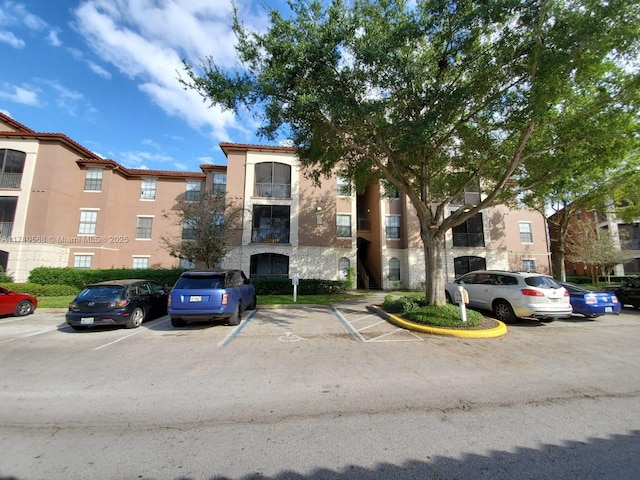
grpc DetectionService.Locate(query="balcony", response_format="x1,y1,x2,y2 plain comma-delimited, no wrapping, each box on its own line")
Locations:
620,239,640,250
450,191,481,206
0,173,22,189
0,222,13,237
252,228,290,244
254,183,291,198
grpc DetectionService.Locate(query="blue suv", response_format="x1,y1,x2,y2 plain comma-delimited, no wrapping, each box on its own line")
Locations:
168,270,257,327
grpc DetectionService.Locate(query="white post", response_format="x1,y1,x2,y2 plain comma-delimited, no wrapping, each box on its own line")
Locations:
292,274,299,303
457,285,468,322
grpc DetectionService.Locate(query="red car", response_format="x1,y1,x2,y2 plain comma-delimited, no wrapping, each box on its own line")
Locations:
0,286,37,316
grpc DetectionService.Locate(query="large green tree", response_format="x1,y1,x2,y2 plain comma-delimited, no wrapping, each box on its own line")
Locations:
183,0,640,305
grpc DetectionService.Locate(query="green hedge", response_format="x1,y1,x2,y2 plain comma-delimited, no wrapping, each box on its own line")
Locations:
251,277,350,295
27,267,350,296
1,283,79,297
28,267,186,289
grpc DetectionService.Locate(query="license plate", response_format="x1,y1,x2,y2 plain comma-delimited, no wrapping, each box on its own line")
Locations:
190,295,202,302
605,307,612,313
550,298,559,302
80,317,94,324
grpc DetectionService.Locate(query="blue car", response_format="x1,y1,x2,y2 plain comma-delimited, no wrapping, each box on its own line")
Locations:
561,282,621,318
168,269,257,327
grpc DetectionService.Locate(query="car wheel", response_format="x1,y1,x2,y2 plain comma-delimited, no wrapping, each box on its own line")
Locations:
14,300,34,316
493,300,517,323
228,302,241,326
247,294,257,310
126,307,145,329
171,317,187,327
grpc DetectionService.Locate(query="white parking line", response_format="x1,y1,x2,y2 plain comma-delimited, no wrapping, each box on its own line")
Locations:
93,317,171,350
0,326,60,344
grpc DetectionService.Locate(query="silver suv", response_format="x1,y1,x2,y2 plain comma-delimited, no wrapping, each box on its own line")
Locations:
445,270,572,323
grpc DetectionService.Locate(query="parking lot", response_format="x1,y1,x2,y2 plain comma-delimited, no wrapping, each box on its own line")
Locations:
2,299,640,480
1,297,639,350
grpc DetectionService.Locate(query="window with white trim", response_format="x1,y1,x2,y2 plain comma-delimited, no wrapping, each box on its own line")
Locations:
132,257,150,269
140,178,157,200
337,214,352,237
84,168,103,191
179,258,196,269
78,210,98,235
522,259,536,272
337,176,351,196
185,181,202,202
338,257,350,280
519,222,533,243
386,215,401,239
136,216,153,239
388,258,400,281
73,254,93,269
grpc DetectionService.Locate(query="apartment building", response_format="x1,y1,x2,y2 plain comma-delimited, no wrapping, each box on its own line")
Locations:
556,207,640,278
0,113,550,285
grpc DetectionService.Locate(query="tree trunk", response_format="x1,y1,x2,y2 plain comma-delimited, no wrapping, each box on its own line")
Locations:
421,228,446,306
550,237,567,281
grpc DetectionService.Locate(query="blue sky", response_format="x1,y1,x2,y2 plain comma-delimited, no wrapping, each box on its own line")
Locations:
0,0,284,171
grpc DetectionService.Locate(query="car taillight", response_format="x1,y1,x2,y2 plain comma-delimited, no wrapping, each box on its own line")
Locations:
222,293,228,305
564,290,569,297
521,288,544,297
109,299,130,308
167,295,171,307
612,295,619,303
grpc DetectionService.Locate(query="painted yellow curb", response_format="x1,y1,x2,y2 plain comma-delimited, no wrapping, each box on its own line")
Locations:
371,306,507,338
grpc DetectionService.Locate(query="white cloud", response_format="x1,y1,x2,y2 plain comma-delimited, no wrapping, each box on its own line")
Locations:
72,0,265,144
87,61,111,79
0,1,61,47
0,82,39,105
0,29,22,47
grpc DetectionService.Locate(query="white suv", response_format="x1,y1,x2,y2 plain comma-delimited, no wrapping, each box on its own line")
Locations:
445,270,572,323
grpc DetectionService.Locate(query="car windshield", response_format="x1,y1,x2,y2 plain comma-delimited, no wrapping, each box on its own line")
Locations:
174,275,224,289
78,286,125,300
525,276,562,289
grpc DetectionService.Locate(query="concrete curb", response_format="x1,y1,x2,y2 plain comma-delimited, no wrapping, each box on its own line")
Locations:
367,305,508,338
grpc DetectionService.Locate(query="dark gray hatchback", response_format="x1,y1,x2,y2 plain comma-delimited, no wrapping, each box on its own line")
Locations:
168,269,257,327
66,279,169,330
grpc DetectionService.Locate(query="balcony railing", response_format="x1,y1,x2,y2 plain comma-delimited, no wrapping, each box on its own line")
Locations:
0,222,13,237
620,240,640,250
254,183,291,198
0,173,22,189
450,191,481,206
251,228,290,244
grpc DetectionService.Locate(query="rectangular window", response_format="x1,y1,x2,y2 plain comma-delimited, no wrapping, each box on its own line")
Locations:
254,163,291,198
132,257,150,269
519,222,533,243
182,218,197,240
84,168,103,191
212,173,227,195
386,215,401,239
337,176,351,196
179,258,196,269
452,213,484,247
522,259,536,272
140,178,157,200
136,216,153,239
251,205,290,243
185,180,202,202
78,210,98,235
73,254,93,269
337,214,352,238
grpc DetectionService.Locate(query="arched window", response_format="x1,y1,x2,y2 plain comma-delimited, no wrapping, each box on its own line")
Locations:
338,257,350,280
388,258,400,281
254,162,291,198
250,253,289,278
454,256,486,276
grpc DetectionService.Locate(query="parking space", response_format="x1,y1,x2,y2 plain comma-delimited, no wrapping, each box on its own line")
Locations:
1,302,637,351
